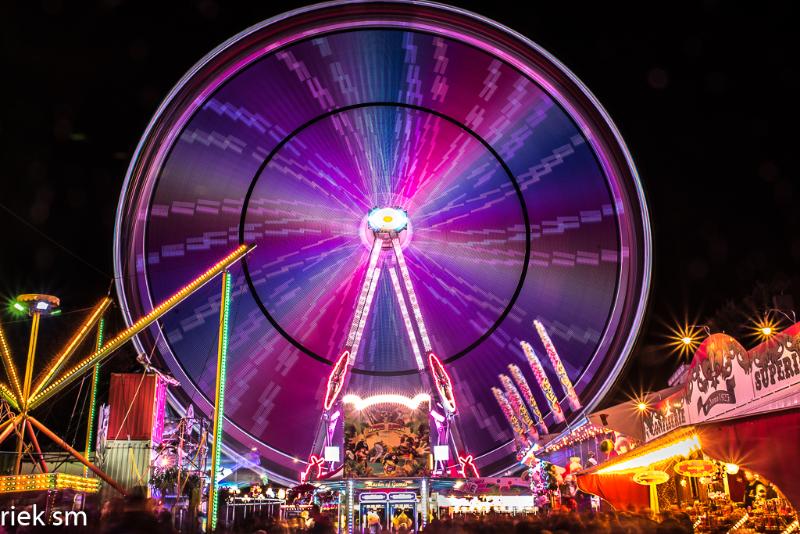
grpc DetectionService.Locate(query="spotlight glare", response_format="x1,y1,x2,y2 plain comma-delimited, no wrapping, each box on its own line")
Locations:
752,315,780,341
667,323,702,359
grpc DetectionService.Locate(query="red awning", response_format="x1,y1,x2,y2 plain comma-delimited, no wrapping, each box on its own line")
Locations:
698,407,800,506
577,473,649,511
577,408,800,509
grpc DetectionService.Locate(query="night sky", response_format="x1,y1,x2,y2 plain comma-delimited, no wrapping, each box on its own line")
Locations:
1,1,798,449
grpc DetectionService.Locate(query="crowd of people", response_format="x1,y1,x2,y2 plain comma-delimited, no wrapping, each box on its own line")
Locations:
0,491,707,533
216,509,700,534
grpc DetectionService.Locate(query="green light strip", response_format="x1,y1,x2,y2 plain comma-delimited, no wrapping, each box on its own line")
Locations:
209,271,232,532
83,318,104,477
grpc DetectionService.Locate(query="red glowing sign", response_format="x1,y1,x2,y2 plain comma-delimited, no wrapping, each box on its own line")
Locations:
458,454,480,478
324,350,350,410
429,352,457,413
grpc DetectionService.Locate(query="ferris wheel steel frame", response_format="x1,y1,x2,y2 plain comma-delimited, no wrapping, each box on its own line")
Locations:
112,1,652,480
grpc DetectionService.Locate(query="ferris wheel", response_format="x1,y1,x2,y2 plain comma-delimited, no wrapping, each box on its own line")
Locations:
114,1,651,482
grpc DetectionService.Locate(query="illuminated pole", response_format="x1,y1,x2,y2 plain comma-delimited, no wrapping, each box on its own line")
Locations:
420,477,428,529
507,364,548,434
498,374,539,441
16,311,42,474
491,387,530,451
520,341,565,423
83,318,105,477
208,270,233,533
0,323,23,403
533,320,581,411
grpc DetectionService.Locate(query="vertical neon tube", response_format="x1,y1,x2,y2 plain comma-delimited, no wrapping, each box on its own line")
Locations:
498,374,539,441
420,477,429,529
520,341,565,423
208,270,232,533
347,479,354,534
83,318,104,477
507,364,548,434
533,320,581,411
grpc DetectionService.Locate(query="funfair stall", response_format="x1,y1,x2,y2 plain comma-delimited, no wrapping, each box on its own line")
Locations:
577,324,800,531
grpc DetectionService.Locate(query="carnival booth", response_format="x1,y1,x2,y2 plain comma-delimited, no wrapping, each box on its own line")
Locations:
577,324,800,531
434,478,536,517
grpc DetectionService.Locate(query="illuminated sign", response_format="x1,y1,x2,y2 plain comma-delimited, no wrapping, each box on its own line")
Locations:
674,459,716,478
388,492,417,502
359,493,387,503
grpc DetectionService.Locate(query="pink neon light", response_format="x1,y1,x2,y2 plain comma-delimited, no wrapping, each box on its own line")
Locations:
428,352,457,413
458,455,480,478
324,350,349,410
300,454,325,482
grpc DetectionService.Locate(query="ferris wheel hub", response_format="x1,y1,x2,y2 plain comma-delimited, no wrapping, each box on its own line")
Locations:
367,207,408,233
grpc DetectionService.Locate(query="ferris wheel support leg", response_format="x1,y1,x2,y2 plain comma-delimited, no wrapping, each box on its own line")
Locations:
390,236,432,352
388,267,425,370
389,236,467,468
312,238,383,467
346,236,384,364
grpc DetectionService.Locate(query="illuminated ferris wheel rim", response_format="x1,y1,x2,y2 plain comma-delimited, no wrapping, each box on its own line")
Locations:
112,0,652,472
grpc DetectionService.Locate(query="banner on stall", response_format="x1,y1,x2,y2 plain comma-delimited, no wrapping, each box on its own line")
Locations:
644,323,800,442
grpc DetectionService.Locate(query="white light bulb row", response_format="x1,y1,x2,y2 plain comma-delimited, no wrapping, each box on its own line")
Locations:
392,238,432,351
727,513,748,533
346,240,383,347
389,267,425,370
350,267,380,362
32,245,249,406
342,393,430,411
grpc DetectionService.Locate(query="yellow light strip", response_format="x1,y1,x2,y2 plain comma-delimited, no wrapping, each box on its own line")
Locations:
0,473,101,494
0,323,22,403
29,244,252,408
0,382,19,411
597,434,701,474
29,297,112,400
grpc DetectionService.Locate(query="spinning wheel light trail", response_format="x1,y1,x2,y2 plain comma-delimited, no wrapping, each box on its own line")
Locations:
114,1,651,478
